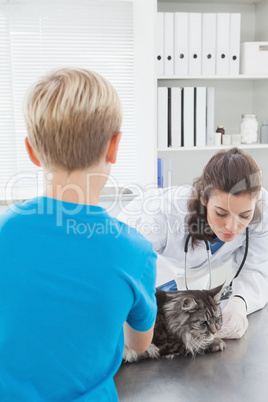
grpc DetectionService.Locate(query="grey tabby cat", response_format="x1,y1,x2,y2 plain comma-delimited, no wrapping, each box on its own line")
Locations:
123,284,226,362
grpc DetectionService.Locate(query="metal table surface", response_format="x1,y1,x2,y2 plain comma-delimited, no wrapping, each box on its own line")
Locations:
114,305,268,402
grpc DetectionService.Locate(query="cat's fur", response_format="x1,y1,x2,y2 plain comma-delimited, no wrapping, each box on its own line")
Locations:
123,285,226,362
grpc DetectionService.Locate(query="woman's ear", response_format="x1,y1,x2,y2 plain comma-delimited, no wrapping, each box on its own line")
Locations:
25,137,41,167
200,191,207,206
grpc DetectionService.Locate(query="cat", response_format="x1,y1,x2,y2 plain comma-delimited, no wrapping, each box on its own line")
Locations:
123,284,226,362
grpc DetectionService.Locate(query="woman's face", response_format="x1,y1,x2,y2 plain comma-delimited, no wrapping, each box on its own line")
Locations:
202,190,257,242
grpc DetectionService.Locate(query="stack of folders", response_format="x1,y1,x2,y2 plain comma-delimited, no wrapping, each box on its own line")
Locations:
157,86,215,149
157,12,241,76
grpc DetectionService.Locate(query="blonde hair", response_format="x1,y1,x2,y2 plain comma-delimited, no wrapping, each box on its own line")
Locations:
23,67,122,171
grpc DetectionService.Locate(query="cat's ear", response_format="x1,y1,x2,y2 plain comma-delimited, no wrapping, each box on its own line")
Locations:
207,284,224,303
181,297,197,311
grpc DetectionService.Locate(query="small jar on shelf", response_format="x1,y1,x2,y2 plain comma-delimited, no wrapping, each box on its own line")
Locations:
240,114,258,144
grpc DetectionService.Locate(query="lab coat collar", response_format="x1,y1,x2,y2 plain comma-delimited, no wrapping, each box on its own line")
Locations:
211,234,243,258
186,232,244,267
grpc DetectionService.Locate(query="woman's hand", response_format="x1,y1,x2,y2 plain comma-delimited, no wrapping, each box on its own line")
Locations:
217,296,248,339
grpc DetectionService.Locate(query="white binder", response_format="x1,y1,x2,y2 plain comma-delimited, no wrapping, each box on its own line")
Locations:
202,13,216,76
157,12,164,76
195,87,207,147
188,13,202,76
164,13,174,76
183,87,194,147
162,158,172,188
216,13,230,75
174,13,188,76
157,87,168,149
229,13,241,76
171,87,182,148
206,87,215,146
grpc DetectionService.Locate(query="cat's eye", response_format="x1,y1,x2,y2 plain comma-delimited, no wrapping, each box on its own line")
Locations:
200,320,207,326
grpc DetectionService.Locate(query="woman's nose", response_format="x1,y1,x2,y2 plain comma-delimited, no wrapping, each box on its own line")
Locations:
225,216,238,232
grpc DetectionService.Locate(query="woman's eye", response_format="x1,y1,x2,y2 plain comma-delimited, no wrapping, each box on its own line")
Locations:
240,215,250,220
216,211,227,218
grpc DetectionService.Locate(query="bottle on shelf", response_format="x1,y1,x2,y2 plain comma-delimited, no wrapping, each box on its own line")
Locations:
260,122,268,144
216,125,225,145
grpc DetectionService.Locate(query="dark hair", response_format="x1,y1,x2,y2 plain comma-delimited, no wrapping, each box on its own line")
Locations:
187,148,262,247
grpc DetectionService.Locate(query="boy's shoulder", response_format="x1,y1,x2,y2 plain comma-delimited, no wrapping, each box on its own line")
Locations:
111,215,155,255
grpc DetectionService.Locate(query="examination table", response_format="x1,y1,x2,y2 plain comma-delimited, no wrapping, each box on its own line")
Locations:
114,304,268,402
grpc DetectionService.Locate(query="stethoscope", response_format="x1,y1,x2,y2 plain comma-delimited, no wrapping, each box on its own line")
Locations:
184,227,249,301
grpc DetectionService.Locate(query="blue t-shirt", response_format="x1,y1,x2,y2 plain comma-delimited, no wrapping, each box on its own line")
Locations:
0,197,157,401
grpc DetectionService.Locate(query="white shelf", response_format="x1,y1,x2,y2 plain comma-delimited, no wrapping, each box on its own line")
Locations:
158,144,268,152
158,0,262,4
158,75,268,80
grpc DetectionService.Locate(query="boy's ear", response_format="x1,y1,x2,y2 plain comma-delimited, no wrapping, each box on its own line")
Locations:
25,137,41,167
106,131,122,164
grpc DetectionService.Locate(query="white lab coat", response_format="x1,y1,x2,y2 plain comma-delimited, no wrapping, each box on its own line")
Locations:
118,185,268,315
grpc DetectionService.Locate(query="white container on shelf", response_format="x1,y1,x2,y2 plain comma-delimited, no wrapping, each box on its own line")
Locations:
240,114,258,144
241,42,268,75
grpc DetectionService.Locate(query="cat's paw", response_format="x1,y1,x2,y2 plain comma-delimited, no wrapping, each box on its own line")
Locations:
207,337,226,353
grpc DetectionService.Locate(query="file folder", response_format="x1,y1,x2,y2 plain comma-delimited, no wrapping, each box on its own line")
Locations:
195,87,207,147
216,13,230,75
183,87,194,147
157,12,164,76
206,87,215,145
157,87,168,149
188,13,202,76
202,13,216,76
164,13,174,76
229,13,241,76
171,87,182,148
174,13,188,76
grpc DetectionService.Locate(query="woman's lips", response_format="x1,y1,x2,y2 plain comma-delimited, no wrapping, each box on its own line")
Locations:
221,232,235,239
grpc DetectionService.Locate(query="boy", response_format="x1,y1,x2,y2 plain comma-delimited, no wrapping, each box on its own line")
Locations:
0,68,157,401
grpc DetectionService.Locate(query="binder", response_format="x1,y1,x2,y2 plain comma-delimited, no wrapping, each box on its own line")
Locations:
156,12,164,76
171,87,182,148
157,158,163,188
167,87,172,147
206,87,215,146
188,13,202,76
216,13,230,75
229,13,241,76
182,87,194,147
157,87,168,149
164,13,174,76
202,13,216,76
162,158,172,188
174,13,188,76
195,87,207,147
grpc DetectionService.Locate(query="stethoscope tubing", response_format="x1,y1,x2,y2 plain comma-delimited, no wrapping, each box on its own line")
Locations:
184,227,249,292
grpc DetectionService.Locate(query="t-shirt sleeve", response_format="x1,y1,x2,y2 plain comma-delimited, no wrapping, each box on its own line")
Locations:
126,251,157,332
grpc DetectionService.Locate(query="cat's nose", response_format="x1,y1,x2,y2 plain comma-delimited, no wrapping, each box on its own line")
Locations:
209,324,217,335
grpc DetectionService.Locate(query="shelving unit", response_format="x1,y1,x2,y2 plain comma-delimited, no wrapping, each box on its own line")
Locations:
158,144,268,152
158,75,268,80
157,0,268,189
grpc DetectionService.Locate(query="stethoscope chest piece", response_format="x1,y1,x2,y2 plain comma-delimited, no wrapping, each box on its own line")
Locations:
220,284,233,301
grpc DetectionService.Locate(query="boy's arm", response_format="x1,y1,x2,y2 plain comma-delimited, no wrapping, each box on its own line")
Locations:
123,322,155,354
